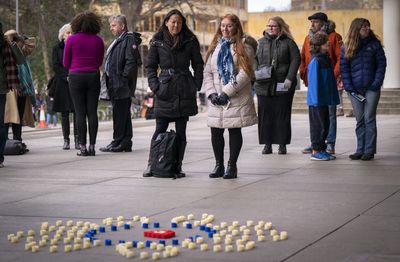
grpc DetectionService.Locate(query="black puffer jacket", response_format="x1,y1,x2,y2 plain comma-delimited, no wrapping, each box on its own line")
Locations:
146,31,204,118
51,41,74,112
106,31,142,100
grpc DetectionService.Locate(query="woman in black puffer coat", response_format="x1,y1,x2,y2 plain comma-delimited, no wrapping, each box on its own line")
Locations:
50,23,78,150
143,9,204,178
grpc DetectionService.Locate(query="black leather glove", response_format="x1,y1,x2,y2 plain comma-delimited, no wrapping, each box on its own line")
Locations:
218,92,229,106
208,93,220,105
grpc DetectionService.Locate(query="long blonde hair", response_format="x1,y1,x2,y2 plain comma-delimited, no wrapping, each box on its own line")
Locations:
205,14,253,78
344,18,381,60
268,16,294,40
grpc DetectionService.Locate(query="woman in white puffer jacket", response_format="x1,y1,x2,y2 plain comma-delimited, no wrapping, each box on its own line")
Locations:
203,13,258,179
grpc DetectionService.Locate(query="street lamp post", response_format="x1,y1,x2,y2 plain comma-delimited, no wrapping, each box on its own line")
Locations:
16,0,19,33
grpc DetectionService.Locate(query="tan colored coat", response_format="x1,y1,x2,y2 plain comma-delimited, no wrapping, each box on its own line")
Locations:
203,40,257,129
4,90,35,127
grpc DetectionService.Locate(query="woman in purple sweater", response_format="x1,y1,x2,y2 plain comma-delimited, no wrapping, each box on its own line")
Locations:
64,11,104,156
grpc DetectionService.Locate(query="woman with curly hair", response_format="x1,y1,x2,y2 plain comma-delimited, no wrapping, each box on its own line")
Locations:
63,11,105,156
203,14,258,179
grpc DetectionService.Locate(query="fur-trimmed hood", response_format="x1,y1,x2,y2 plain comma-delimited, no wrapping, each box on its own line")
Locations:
243,34,258,53
309,20,336,37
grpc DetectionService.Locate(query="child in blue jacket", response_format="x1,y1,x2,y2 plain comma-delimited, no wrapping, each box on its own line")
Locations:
307,32,340,161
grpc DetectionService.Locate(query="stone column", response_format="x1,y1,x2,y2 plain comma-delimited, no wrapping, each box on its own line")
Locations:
383,0,400,88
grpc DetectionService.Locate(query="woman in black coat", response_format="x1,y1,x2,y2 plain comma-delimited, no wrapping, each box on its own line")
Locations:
143,9,204,178
50,23,77,150
254,16,300,155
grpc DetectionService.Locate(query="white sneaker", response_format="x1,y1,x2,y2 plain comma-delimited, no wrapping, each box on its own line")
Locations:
0,162,4,168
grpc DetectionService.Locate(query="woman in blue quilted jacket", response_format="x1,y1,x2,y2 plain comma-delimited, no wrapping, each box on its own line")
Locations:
340,18,386,161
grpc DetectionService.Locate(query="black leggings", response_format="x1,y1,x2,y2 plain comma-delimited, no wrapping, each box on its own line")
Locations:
211,127,242,164
68,71,100,145
61,111,77,140
152,117,187,143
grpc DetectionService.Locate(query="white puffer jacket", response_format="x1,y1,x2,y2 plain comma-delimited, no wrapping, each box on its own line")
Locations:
203,39,257,128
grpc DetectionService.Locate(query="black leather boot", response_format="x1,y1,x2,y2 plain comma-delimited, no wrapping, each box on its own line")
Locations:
175,141,187,178
143,139,156,177
278,144,287,155
209,161,225,178
223,161,237,179
77,145,88,156
88,144,96,156
100,141,116,152
63,139,70,150
262,144,272,154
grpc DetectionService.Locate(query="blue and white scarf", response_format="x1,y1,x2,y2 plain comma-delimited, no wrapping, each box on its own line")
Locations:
217,38,235,85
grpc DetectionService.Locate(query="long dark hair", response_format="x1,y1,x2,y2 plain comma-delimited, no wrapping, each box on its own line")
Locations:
157,9,194,50
344,18,381,60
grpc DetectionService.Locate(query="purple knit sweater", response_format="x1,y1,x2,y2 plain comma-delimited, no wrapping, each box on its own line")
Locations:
63,32,104,72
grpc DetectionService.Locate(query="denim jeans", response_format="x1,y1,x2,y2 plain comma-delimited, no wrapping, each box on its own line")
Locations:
0,94,6,163
349,90,381,154
326,105,337,145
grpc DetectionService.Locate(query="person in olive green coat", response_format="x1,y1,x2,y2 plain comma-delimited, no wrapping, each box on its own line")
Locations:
253,16,300,155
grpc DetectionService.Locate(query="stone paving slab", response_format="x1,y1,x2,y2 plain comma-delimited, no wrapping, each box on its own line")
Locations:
0,113,399,262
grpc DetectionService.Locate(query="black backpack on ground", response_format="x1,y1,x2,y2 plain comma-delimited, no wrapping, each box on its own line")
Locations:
3,139,29,155
150,130,179,178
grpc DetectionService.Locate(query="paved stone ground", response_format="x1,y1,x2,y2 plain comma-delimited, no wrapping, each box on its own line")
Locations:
0,112,399,262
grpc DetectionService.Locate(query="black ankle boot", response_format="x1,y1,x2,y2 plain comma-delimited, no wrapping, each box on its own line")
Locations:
143,163,153,177
209,161,225,178
143,139,156,177
175,141,187,178
223,161,237,179
262,144,272,154
88,144,95,156
176,162,186,178
77,145,88,156
63,139,70,150
278,144,287,155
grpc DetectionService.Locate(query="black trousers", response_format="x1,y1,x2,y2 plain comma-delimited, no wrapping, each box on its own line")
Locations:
152,117,187,143
0,94,6,163
68,71,100,145
112,97,132,146
7,95,26,141
309,106,330,151
61,111,77,140
211,127,242,164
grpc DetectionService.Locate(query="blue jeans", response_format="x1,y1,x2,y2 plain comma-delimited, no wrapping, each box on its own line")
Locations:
349,90,381,154
0,94,6,163
326,105,337,145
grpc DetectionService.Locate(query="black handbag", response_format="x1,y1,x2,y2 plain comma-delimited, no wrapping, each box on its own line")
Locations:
255,40,277,83
3,139,29,155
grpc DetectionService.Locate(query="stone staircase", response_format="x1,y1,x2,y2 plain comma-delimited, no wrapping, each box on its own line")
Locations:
292,89,400,114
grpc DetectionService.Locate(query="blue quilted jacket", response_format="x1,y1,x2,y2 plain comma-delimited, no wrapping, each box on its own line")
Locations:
307,53,340,106
340,37,386,94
